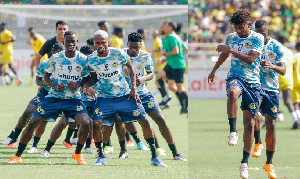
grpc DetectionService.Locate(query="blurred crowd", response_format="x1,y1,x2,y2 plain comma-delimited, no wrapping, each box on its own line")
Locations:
0,0,187,5
189,0,300,45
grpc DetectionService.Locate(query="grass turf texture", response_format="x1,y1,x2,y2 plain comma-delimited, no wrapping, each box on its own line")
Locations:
0,76,188,179
189,98,300,178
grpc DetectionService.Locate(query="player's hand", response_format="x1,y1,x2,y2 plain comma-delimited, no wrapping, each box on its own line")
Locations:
208,71,216,84
26,40,31,45
261,60,273,69
158,49,166,56
56,83,64,92
128,88,142,105
83,85,98,100
216,45,231,53
136,77,144,86
67,81,79,90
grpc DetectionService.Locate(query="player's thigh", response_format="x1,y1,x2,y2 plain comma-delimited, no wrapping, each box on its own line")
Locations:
156,70,166,80
74,113,90,125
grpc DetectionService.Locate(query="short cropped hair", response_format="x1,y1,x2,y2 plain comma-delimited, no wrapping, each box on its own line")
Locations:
56,20,68,29
80,45,94,55
98,21,107,27
114,26,123,35
128,32,143,42
53,43,65,52
94,30,108,39
64,31,76,37
168,21,177,31
255,20,268,28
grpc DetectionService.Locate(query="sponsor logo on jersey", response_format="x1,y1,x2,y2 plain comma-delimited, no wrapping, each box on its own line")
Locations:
245,41,252,49
33,96,40,103
271,105,277,113
249,103,256,110
137,64,142,70
76,105,83,111
75,66,82,72
37,106,45,114
268,51,275,58
112,62,119,68
133,109,140,116
148,102,155,108
58,73,81,81
98,71,119,78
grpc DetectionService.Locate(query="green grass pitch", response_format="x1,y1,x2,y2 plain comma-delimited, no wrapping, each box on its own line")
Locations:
189,98,300,178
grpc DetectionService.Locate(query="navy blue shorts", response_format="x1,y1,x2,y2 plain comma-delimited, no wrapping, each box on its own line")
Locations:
29,87,49,106
33,97,88,121
83,101,96,118
260,90,279,118
226,77,261,115
93,95,147,127
140,92,160,113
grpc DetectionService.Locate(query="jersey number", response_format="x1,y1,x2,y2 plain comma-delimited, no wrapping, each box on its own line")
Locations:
237,44,243,51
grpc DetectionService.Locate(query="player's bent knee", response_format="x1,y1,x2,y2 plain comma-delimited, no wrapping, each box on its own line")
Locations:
227,89,239,99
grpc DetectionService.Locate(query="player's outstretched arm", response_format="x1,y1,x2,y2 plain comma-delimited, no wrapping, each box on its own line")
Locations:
208,52,229,84
261,61,286,76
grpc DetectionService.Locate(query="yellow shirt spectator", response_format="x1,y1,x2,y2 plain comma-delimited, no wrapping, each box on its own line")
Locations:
0,29,14,64
279,46,294,91
293,52,300,87
153,36,166,72
109,35,123,49
141,41,146,51
0,29,13,54
30,33,48,61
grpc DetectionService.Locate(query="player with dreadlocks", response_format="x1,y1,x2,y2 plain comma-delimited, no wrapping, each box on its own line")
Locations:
208,9,264,178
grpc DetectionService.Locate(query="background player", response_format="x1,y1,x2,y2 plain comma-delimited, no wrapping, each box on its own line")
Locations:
255,20,286,179
0,22,22,85
26,27,48,82
277,36,298,129
34,20,68,70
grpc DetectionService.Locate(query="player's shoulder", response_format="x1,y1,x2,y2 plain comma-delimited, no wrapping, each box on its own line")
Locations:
45,36,57,45
139,50,151,58
225,32,239,42
109,47,125,55
51,50,64,60
268,38,283,52
249,31,264,41
76,51,87,60
269,38,282,47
